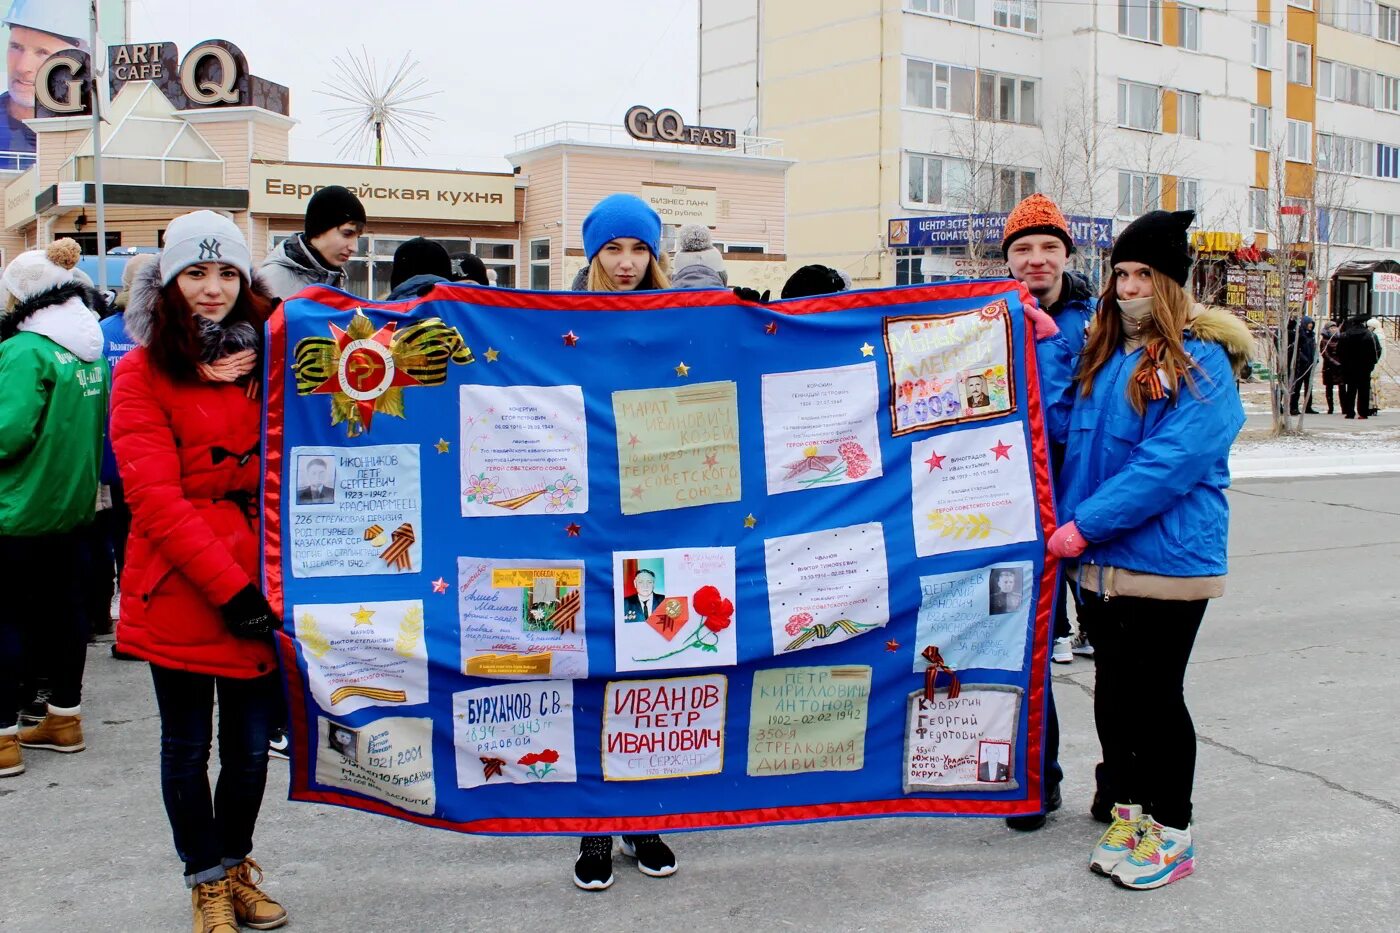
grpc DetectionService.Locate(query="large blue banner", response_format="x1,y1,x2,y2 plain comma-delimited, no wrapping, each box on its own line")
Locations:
265,280,1057,834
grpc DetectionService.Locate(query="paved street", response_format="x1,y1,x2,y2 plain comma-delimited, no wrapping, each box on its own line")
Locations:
3,474,1397,932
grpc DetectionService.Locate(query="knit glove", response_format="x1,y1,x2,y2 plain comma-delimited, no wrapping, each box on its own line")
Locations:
219,584,279,640
732,286,770,303
1024,300,1059,340
1047,521,1088,559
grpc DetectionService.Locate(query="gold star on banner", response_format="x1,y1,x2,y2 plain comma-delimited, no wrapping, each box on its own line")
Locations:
434,438,450,454
859,342,875,357
675,361,690,377
743,513,758,528
351,606,376,626
484,347,500,362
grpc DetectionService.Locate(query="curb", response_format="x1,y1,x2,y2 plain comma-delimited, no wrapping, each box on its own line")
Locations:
1231,452,1400,479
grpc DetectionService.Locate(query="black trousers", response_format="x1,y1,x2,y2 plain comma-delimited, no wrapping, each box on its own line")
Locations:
1077,594,1208,830
0,532,91,728
1340,378,1372,417
1289,367,1314,412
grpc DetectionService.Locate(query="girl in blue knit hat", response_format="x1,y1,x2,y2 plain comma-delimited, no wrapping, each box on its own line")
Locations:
569,193,672,293
568,194,677,891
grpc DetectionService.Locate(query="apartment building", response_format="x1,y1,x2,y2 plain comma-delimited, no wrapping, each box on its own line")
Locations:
698,0,1400,316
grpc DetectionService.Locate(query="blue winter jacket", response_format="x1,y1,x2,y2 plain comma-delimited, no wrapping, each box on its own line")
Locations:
99,312,138,486
1051,308,1251,578
1047,270,1095,367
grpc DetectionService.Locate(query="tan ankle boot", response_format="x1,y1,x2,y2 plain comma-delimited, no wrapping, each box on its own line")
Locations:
191,879,239,933
18,713,84,752
0,732,23,776
226,857,288,930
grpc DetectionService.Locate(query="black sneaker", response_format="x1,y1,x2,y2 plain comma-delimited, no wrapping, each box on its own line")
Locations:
268,729,290,760
1005,783,1061,831
18,689,51,726
620,834,677,877
573,835,615,890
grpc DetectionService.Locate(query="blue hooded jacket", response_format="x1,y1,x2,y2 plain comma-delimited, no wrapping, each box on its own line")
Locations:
1050,307,1252,578
1046,270,1095,366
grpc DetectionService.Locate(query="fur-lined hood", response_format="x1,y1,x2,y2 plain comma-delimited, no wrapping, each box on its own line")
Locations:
124,258,276,349
1185,305,1254,372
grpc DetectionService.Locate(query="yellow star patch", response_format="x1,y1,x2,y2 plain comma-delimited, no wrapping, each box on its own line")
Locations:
859,342,875,357
485,347,500,362
351,606,376,626
743,513,758,528
434,438,450,454
675,361,690,377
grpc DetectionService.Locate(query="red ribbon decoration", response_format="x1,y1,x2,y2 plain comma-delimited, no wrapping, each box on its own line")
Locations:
922,645,960,701
480,756,506,780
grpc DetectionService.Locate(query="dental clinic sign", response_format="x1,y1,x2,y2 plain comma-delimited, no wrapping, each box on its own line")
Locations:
889,213,1114,251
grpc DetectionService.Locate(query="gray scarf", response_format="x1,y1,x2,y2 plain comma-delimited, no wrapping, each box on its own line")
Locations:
196,315,260,364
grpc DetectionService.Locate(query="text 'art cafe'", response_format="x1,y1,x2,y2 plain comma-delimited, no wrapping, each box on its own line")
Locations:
0,39,791,297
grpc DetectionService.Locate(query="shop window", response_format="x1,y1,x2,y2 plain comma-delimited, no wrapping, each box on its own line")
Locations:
474,240,517,288
1119,0,1162,41
529,237,551,290
69,232,122,255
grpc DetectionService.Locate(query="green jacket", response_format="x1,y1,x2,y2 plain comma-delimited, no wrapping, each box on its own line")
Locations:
0,297,108,537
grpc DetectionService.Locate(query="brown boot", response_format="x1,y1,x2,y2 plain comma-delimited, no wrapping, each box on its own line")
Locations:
0,731,24,776
191,879,239,933
226,857,288,930
18,711,85,752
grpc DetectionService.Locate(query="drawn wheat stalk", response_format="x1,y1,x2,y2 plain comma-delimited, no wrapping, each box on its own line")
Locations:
298,613,331,659
926,511,1008,539
395,607,424,658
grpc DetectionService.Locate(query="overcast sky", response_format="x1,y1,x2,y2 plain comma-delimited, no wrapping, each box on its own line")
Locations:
126,0,699,172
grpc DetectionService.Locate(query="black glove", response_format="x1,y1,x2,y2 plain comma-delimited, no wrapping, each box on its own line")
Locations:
732,286,771,303
220,584,279,640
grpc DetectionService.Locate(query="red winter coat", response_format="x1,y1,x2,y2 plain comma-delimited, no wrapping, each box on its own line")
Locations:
110,274,275,679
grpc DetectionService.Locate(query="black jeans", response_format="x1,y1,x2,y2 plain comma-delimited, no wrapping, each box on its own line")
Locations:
1289,368,1314,412
0,531,91,728
1340,376,1371,417
149,663,279,884
1078,594,1207,830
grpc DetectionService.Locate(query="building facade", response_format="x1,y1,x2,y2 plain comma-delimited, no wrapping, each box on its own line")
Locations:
698,0,1400,316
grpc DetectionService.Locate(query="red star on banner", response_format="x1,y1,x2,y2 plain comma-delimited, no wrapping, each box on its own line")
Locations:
925,450,946,471
628,434,641,448
565,522,581,537
431,577,449,594
562,330,579,347
630,485,645,499
885,639,901,652
991,440,1014,461
704,452,718,467
308,319,422,433
764,321,778,335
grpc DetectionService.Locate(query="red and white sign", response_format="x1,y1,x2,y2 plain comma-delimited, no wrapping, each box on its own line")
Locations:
1374,272,1400,294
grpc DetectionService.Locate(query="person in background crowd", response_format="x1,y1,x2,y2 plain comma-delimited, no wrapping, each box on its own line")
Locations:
1338,314,1379,420
453,252,490,286
567,193,675,890
1046,209,1249,890
780,264,845,299
1287,316,1318,415
0,238,107,777
259,185,366,300
111,211,288,932
998,192,1098,831
386,237,454,300
0,0,88,154
1365,317,1385,416
1319,320,1343,414
670,224,728,289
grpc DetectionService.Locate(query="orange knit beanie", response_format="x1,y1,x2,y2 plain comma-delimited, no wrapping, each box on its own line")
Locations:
1002,193,1074,254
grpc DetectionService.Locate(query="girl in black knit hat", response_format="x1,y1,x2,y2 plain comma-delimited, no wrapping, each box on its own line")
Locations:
1043,209,1253,890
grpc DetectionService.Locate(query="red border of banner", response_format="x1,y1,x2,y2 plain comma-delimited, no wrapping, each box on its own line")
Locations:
263,281,1058,832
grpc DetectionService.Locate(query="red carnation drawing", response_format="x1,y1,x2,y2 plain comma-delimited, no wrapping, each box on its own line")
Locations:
785,612,814,637
518,748,560,779
634,586,734,662
839,441,873,479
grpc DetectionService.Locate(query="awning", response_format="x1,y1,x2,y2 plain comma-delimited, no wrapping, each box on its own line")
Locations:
1331,258,1400,279
34,182,248,215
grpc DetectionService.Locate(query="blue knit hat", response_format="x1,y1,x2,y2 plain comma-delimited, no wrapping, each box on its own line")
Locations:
582,194,662,262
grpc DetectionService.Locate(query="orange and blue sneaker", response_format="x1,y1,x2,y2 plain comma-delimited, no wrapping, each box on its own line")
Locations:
1112,819,1195,890
1089,802,1146,876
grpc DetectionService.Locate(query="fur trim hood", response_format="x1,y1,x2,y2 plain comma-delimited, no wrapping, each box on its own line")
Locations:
124,258,276,349
1186,305,1254,372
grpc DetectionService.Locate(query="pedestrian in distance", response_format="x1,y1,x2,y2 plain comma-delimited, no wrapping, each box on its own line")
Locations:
670,223,728,289
565,193,676,890
259,185,366,300
1319,320,1343,414
1365,317,1385,415
1338,314,1379,419
385,236,455,300
1045,209,1250,890
110,211,289,932
0,238,108,777
1287,316,1318,415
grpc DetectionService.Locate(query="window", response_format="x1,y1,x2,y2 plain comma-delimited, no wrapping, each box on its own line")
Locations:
1251,190,1276,232
1118,171,1161,216
1320,0,1376,34
1286,120,1312,162
1379,143,1400,179
1382,4,1400,42
1323,61,1375,105
909,0,976,21
1284,197,1312,239
1289,0,1314,8
993,0,1039,32
905,59,976,114
473,240,517,288
1119,0,1162,41
1177,177,1201,212
1318,60,1335,98
529,238,550,290
1177,91,1201,138
978,71,1039,124
1382,213,1400,248
1118,81,1161,131
717,242,767,255
1320,135,1379,175
993,167,1038,211
1287,42,1312,84
1250,105,1270,149
1324,209,1376,245
1378,74,1400,112
905,152,973,207
1252,23,1271,68
1177,4,1201,49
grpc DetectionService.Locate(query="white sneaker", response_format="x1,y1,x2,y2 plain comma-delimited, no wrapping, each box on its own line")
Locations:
1090,803,1146,875
1052,637,1073,664
267,730,289,760
1071,632,1095,658
1112,819,1195,889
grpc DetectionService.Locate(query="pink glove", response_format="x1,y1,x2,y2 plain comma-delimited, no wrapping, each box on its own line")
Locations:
1047,521,1088,559
1024,299,1059,340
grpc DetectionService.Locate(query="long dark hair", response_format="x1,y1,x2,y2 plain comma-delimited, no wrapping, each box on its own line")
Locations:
145,274,275,382
1077,268,1200,413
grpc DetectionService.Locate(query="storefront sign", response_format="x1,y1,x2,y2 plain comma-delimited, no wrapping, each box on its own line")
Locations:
4,167,37,230
625,106,737,149
889,213,1114,251
35,51,90,116
1375,272,1400,294
1223,266,1306,311
639,183,716,225
250,162,515,224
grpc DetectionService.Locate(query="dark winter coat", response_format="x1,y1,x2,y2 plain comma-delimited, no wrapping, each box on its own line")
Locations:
111,264,276,679
1319,327,1343,383
1287,317,1317,376
1339,317,1380,378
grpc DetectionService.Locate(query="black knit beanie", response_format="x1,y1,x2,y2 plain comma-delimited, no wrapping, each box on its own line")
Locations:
453,252,489,286
1109,210,1195,286
305,185,367,238
781,264,845,300
389,238,453,289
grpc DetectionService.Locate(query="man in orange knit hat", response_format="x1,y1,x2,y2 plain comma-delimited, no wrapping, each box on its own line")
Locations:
1001,193,1103,832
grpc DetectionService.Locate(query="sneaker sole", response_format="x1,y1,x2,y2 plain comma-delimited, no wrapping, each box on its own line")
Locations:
18,741,84,753
1051,656,1073,664
1112,858,1195,890
573,874,615,891
268,750,289,760
242,914,290,930
0,763,24,777
619,845,678,878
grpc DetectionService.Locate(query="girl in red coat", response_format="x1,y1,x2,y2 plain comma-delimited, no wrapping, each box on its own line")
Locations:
111,211,287,933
